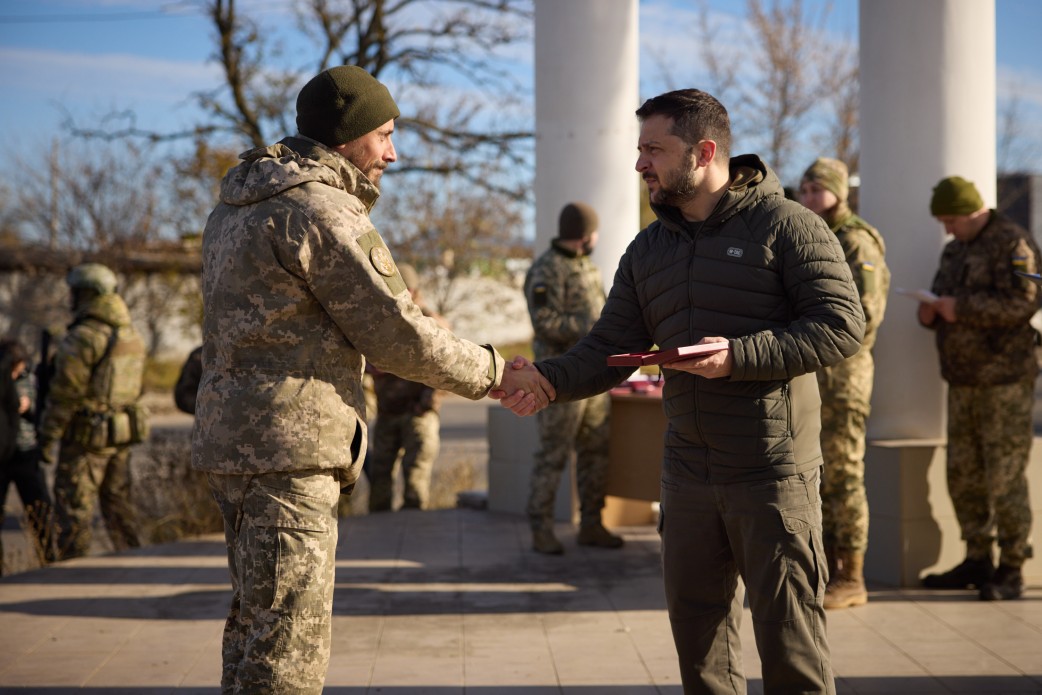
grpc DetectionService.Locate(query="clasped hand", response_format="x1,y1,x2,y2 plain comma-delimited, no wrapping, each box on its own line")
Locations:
489,356,556,416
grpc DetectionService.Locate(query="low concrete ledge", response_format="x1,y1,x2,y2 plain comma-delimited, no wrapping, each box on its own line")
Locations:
865,437,1042,587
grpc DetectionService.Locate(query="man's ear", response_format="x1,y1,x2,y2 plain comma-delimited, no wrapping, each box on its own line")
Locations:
697,139,718,167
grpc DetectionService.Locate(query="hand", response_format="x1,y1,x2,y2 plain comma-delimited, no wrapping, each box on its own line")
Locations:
18,395,30,414
933,295,957,323
663,337,732,379
917,300,938,326
489,356,556,416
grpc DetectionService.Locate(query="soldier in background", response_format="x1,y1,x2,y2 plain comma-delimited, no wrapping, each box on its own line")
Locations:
918,176,1039,601
38,263,149,560
368,264,445,512
799,158,890,609
0,339,57,572
524,202,622,554
193,65,552,694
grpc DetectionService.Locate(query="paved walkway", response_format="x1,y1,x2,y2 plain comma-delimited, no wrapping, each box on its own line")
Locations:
2,396,1042,693
0,507,1040,694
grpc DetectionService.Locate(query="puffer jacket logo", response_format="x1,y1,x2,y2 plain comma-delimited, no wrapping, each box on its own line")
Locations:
727,246,744,258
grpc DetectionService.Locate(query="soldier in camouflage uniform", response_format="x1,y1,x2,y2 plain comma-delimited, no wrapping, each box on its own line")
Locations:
38,263,148,561
524,202,622,554
800,158,889,609
368,265,445,512
193,66,553,694
918,176,1039,601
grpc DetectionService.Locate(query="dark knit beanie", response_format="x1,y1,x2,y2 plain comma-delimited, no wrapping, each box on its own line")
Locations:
930,176,985,216
557,202,599,241
296,66,401,147
801,157,849,203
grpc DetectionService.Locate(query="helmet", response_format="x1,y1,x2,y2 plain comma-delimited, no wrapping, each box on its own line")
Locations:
66,263,118,295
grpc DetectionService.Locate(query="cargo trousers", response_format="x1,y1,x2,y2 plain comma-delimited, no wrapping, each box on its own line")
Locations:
209,469,340,695
660,466,835,695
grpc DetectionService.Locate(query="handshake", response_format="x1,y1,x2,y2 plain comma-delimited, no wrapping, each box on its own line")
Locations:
489,356,556,417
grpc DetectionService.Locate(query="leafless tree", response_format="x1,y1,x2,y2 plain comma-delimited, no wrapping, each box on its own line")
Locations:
997,87,1042,175
12,139,164,252
373,161,529,314
692,0,858,183
69,0,534,199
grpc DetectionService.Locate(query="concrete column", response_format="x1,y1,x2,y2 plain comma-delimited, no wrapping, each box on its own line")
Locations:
859,0,996,440
533,0,640,289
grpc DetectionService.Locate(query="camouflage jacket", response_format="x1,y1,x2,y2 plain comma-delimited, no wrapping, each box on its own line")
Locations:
816,212,890,411
924,211,1041,386
38,293,146,444
371,304,445,417
524,240,606,360
192,135,504,482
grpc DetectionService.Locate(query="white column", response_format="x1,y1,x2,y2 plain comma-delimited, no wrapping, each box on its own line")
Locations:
533,0,640,289
860,0,996,440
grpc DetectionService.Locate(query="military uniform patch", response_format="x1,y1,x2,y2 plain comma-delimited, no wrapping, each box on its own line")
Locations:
859,261,876,293
532,283,549,308
358,229,406,295
370,246,396,276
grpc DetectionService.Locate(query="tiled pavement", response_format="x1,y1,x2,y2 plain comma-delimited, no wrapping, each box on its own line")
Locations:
2,396,1041,693
0,507,1040,694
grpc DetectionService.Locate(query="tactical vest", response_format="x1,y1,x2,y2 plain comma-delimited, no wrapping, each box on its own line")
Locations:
75,319,149,448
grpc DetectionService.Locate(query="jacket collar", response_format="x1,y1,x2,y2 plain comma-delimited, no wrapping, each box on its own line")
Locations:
279,135,381,212
651,154,782,237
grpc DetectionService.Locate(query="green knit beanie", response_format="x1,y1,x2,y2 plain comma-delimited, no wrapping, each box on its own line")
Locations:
930,176,984,216
801,157,849,203
296,66,400,147
557,202,599,240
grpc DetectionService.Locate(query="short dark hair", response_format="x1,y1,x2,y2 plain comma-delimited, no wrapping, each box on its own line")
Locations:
636,89,731,161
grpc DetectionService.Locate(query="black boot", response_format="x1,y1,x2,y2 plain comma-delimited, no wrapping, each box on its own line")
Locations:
921,557,994,589
979,564,1024,601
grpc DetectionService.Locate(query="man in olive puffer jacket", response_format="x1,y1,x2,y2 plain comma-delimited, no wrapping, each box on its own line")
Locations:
517,90,865,694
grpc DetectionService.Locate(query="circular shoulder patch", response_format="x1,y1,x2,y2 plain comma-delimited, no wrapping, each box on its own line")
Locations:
370,247,396,277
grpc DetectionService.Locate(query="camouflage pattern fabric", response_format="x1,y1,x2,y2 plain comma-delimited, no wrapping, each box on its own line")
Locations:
817,214,888,553
53,441,139,559
524,240,610,530
208,470,340,695
947,379,1034,567
923,211,1040,568
367,409,440,511
927,211,1041,387
194,135,506,692
527,391,611,530
525,240,606,361
192,135,503,486
38,291,147,559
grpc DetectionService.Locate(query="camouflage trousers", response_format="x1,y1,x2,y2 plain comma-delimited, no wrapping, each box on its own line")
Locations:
820,403,869,553
527,392,610,531
53,441,140,560
947,379,1035,567
368,409,440,512
208,469,340,695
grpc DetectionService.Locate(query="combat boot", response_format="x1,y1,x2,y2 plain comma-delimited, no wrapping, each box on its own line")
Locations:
921,557,994,589
979,564,1024,601
532,529,564,555
824,550,868,609
577,522,624,549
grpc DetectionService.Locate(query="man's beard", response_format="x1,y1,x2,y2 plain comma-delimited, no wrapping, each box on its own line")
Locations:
649,152,699,207
360,161,386,189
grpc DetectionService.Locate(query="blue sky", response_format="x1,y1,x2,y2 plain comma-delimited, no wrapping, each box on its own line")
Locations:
1,0,1040,174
